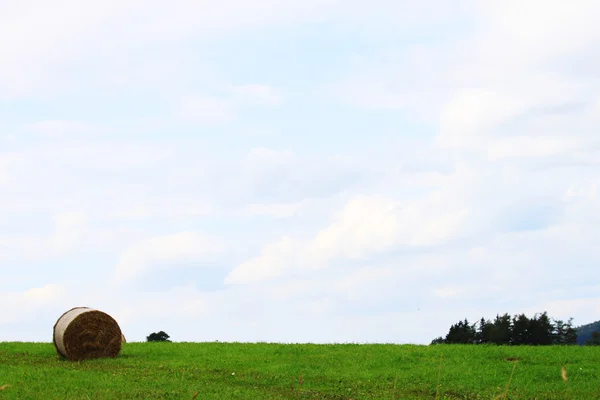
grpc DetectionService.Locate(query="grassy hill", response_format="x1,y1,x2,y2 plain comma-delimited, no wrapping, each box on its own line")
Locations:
576,319,600,345
1,342,600,399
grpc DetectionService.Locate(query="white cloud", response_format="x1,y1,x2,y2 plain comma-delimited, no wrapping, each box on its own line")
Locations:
0,154,15,185
474,1,600,62
49,211,88,254
312,194,470,255
227,194,471,285
23,283,63,303
0,0,475,101
22,120,111,137
308,196,400,261
225,236,296,284
173,84,282,124
115,232,227,283
244,201,309,218
229,84,282,106
108,201,215,220
523,297,600,326
175,95,235,124
0,0,138,99
244,147,296,168
437,74,588,150
563,181,599,202
487,136,582,161
333,2,600,139
0,211,88,262
236,147,376,204
433,286,463,299
0,284,64,324
437,88,530,148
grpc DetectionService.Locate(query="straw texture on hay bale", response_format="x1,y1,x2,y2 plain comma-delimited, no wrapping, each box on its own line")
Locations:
53,307,122,361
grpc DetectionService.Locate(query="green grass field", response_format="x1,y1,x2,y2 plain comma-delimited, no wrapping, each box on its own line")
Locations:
1,342,600,399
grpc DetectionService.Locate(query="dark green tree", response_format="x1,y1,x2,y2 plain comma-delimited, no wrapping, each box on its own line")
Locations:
146,331,171,342
490,313,512,345
430,336,445,345
511,314,530,345
552,319,567,344
475,318,492,344
444,319,476,344
563,318,578,345
528,312,554,345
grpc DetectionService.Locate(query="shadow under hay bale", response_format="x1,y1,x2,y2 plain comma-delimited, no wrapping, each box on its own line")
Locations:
53,307,122,361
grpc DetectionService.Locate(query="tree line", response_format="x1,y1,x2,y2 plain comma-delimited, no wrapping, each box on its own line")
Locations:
431,312,579,345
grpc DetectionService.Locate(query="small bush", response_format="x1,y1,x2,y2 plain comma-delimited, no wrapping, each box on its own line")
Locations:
146,331,171,342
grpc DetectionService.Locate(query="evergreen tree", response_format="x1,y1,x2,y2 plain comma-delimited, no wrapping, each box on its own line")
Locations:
445,319,476,344
490,313,512,345
553,319,566,344
528,312,554,345
475,318,492,344
563,318,578,345
552,318,576,345
430,336,445,345
511,313,530,345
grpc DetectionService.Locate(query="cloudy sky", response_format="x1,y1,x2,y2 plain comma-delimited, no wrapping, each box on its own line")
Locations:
1,0,599,344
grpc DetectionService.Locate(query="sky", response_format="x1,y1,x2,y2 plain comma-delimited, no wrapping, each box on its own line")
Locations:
1,0,599,344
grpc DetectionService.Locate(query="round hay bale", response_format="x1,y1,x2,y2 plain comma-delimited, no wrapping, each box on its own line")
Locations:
53,307,122,361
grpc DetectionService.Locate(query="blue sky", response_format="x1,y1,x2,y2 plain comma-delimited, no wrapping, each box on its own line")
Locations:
1,0,600,343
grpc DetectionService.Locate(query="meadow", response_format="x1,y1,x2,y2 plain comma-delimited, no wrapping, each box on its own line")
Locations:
1,342,600,399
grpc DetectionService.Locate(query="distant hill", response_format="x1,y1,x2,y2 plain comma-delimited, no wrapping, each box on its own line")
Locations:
575,320,600,345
